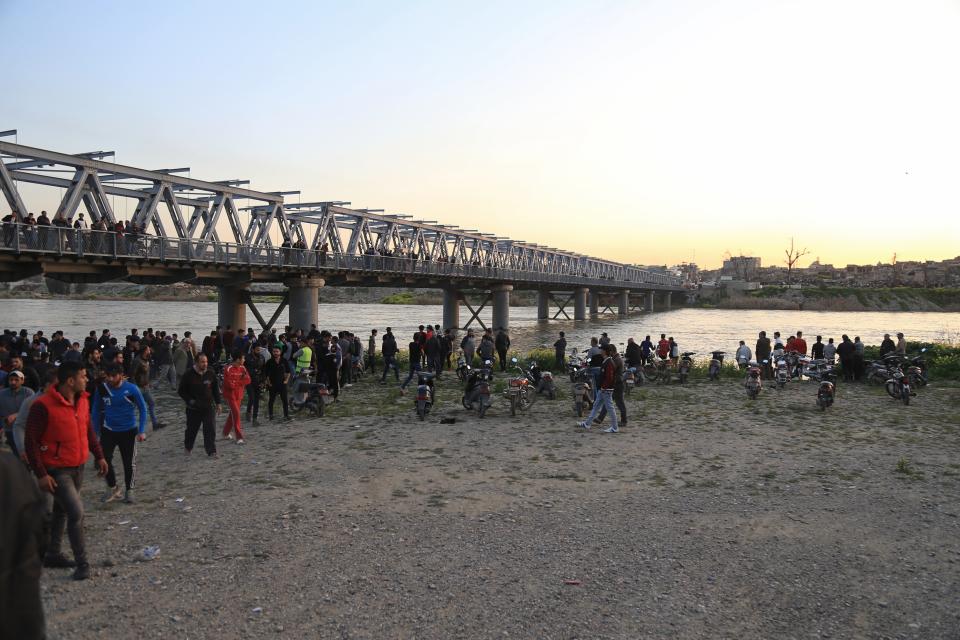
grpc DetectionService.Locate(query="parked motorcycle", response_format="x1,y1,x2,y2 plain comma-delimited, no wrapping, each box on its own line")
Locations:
571,367,595,417
623,365,644,395
414,371,436,420
906,348,929,389
462,359,493,417
290,369,333,417
816,368,837,410
527,361,556,399
745,360,764,399
774,356,790,389
505,357,533,417
455,350,470,382
885,364,912,406
677,352,695,384
708,351,725,381
567,348,587,383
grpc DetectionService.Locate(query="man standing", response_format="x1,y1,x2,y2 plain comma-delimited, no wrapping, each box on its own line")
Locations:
554,331,567,370
640,335,654,366
794,331,808,356
755,331,772,379
811,336,825,360
132,345,164,431
879,334,896,357
91,364,147,504
244,344,264,424
895,332,907,355
154,335,176,389
836,335,856,382
656,334,670,361
263,347,290,421
0,370,34,456
25,362,108,580
823,337,837,363
735,341,752,368
367,329,378,375
495,327,511,372
380,328,400,383
425,330,442,376
400,333,423,394
221,351,251,444
177,354,222,457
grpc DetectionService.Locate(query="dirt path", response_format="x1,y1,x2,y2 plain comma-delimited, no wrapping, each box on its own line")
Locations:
40,372,960,639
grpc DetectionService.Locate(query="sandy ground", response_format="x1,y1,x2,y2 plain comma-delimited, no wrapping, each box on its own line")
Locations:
37,369,960,639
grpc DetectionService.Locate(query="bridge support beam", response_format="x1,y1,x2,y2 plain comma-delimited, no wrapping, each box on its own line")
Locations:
442,288,460,332
217,284,248,332
491,284,512,331
618,290,630,317
665,292,672,310
537,290,550,320
574,287,588,321
285,277,325,334
589,290,599,316
646,291,655,313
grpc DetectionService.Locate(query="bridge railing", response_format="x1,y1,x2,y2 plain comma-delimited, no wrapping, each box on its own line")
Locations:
0,223,679,289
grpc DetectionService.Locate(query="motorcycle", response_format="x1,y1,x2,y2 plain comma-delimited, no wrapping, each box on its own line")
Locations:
906,348,929,389
623,365,644,395
567,348,586,382
708,351,725,381
289,368,333,417
414,370,436,420
774,356,789,389
462,360,494,418
816,368,837,410
527,361,556,399
745,360,764,399
504,357,534,417
677,352,695,384
455,350,470,382
571,366,595,417
885,365,912,406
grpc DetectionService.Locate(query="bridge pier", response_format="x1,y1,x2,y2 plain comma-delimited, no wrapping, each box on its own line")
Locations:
573,287,588,321
665,291,672,310
442,288,461,332
491,284,512,331
537,290,550,320
646,291,654,313
589,290,599,316
285,277,324,334
217,284,248,332
618,290,630,317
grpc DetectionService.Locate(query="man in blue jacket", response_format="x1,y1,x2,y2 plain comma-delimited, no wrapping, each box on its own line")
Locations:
91,364,147,504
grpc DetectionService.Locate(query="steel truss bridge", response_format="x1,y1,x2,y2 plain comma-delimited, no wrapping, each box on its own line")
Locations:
0,135,683,332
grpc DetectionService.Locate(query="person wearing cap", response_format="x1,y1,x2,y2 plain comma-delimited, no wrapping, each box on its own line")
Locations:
5,354,40,392
13,368,58,463
895,332,907,355
91,364,148,504
25,361,108,581
0,370,34,456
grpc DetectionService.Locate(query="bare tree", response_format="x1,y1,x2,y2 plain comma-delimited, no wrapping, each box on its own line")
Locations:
784,237,810,283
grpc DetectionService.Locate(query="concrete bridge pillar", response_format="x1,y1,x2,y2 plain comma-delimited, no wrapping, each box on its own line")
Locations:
217,284,248,332
618,290,630,317
491,284,513,332
589,290,599,316
536,290,550,320
573,287,588,321
646,291,655,313
285,277,325,334
665,291,672,310
442,288,461,331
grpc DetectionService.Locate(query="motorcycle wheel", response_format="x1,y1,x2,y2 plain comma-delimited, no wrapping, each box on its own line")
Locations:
747,388,758,400
457,369,466,382
478,404,487,418
885,381,899,399
519,392,532,411
642,365,659,382
659,370,670,385
510,395,517,417
901,387,910,406
868,371,886,385
547,386,556,400
679,372,688,384
417,401,426,420
317,401,324,417
575,400,583,417
908,373,926,389
777,379,785,389
462,396,472,410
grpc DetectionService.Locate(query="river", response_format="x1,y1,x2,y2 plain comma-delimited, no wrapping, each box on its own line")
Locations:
2,299,956,356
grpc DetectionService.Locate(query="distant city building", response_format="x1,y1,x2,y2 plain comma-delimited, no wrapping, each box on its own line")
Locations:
721,256,761,280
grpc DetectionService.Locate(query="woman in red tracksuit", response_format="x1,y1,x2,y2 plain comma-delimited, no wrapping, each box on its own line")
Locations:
222,350,251,444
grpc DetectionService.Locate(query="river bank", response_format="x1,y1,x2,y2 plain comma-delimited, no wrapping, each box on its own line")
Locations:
696,286,960,312
35,374,960,639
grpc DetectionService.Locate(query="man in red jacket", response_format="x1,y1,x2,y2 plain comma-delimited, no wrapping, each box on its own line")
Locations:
576,344,619,433
25,361,108,581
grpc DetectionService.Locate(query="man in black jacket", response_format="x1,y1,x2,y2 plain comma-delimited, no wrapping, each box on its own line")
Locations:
177,354,222,457
495,328,511,372
380,328,399,383
836,335,857,382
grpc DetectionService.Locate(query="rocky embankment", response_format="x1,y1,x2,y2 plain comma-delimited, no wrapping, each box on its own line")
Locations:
699,286,960,312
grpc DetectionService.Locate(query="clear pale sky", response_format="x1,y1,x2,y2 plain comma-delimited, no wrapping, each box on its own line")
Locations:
3,0,958,269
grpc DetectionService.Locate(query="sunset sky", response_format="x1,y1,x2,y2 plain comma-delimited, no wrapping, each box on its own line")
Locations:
3,0,959,269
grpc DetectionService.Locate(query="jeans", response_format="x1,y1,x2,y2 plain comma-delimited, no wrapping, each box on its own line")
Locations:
47,466,88,565
158,364,177,389
100,428,137,490
497,348,508,371
583,389,618,431
267,385,289,418
140,387,159,426
380,355,399,381
246,382,260,418
401,364,419,389
184,408,217,455
597,385,627,426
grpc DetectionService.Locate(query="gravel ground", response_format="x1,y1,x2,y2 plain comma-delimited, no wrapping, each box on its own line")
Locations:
39,371,960,639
